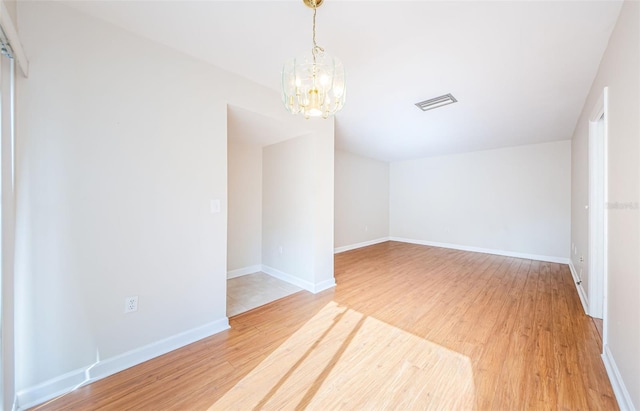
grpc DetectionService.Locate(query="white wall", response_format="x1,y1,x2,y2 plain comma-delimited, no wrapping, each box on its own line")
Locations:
15,1,333,408
390,141,571,261
263,130,335,293
16,0,228,393
227,139,262,274
334,150,389,251
571,1,639,408
2,0,16,28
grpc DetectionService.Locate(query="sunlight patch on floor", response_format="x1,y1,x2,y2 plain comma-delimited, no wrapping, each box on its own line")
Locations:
210,301,476,410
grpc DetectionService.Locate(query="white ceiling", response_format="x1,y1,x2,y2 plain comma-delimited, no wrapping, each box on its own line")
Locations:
64,0,623,162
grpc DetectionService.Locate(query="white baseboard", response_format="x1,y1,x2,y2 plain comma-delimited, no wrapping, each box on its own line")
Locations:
602,344,636,411
262,265,335,294
262,265,314,292
334,237,390,254
15,367,88,411
88,318,229,382
227,265,262,279
568,260,589,315
389,237,570,264
16,318,230,411
313,278,337,293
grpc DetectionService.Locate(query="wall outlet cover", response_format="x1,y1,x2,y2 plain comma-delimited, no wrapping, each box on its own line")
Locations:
125,296,138,313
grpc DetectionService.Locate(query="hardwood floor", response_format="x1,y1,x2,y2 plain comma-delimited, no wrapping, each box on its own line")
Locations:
31,241,617,410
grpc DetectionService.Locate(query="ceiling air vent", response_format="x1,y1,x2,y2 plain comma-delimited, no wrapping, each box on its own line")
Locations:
415,93,457,112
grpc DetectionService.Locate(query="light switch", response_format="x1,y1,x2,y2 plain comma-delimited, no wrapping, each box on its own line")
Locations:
210,199,221,214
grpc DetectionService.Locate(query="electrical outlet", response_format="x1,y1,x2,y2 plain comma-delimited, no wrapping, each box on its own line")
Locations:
125,296,138,313
579,255,584,263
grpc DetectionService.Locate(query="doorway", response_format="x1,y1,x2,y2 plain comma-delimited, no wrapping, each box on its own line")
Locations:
226,106,303,317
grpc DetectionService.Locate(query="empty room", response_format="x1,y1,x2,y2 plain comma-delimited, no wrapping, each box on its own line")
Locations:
1,0,638,410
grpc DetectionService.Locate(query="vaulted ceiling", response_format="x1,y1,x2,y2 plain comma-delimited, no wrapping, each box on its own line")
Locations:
64,0,623,161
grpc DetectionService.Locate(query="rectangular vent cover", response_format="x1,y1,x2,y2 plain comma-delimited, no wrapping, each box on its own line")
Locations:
415,93,457,111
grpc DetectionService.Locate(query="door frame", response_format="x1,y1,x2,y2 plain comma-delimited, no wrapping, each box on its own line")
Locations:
587,87,608,343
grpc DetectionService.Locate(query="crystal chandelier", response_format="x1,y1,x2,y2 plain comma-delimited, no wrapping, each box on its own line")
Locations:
282,0,346,119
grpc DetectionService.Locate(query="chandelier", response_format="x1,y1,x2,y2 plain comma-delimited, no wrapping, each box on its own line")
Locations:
282,0,346,119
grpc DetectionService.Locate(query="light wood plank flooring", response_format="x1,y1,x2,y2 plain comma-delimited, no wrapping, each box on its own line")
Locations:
31,241,617,410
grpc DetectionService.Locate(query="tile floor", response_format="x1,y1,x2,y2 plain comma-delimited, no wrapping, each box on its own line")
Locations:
227,272,303,317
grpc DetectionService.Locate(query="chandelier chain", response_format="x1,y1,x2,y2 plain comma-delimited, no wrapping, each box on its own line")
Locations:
311,2,324,58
